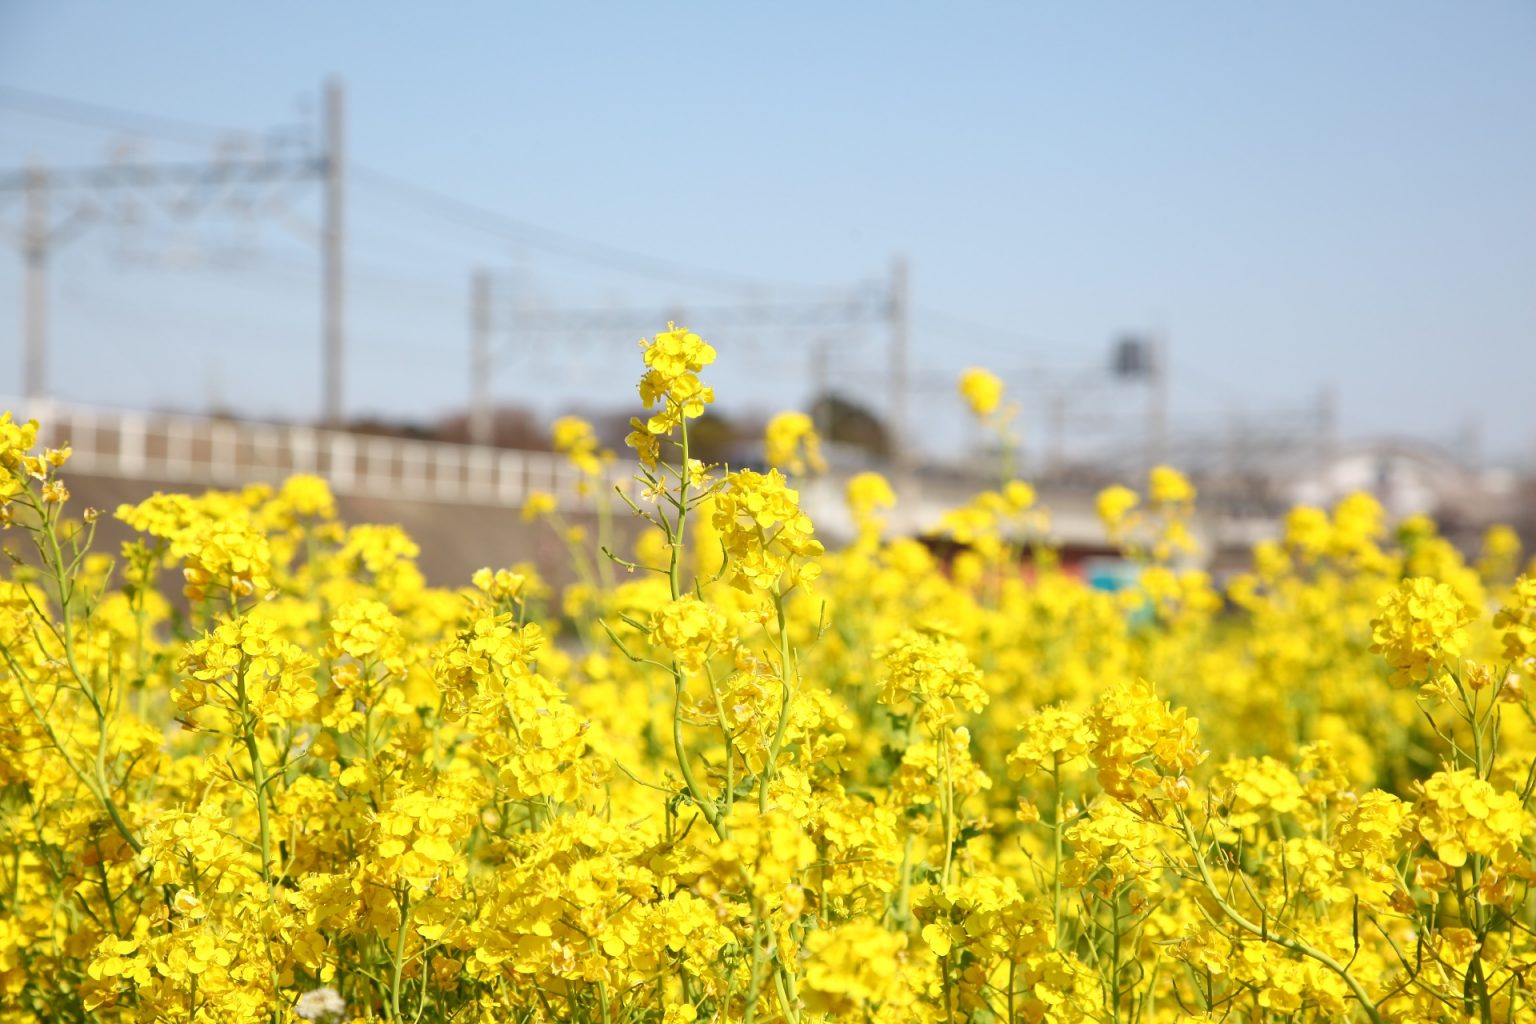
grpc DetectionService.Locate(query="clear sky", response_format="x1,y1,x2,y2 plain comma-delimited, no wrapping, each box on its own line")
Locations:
0,2,1532,465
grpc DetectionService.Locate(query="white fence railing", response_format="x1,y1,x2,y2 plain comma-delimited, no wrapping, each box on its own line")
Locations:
1,398,1281,551
5,398,635,510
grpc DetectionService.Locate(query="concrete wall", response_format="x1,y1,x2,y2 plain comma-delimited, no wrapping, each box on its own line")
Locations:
43,473,632,589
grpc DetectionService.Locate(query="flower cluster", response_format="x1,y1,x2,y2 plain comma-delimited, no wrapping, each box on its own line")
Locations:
711,467,824,592
626,322,716,468
650,594,732,673
179,612,318,724
4,348,1536,1024
552,414,613,487
1370,575,1476,689
763,410,826,476
958,366,1005,419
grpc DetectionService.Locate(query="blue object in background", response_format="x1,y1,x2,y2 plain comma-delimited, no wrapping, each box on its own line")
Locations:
1085,557,1139,593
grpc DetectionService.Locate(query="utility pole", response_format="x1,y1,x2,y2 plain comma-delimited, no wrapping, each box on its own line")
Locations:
497,285,889,434
1223,407,1245,509
1046,391,1066,477
1315,384,1337,469
888,255,910,478
322,78,346,428
1146,331,1168,474
809,338,832,440
23,165,47,400
469,270,493,446
2,87,332,414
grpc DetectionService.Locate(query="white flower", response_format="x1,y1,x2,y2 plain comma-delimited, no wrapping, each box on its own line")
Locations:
294,987,346,1021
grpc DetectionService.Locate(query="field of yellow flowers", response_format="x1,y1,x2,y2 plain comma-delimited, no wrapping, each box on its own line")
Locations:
3,326,1536,1024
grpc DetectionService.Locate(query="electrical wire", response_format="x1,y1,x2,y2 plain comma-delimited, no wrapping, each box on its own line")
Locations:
914,306,1056,357
350,162,808,295
3,82,1266,463
0,83,256,146
0,83,810,294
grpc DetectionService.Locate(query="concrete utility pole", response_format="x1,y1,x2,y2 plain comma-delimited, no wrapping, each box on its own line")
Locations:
809,338,831,440
322,78,346,428
503,288,890,417
888,254,910,478
1224,407,1247,507
1146,331,1168,474
1047,391,1067,476
23,165,47,400
469,269,493,446
1315,384,1338,469
2,84,338,416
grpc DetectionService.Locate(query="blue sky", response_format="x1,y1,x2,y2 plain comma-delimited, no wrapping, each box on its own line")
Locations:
0,2,1532,464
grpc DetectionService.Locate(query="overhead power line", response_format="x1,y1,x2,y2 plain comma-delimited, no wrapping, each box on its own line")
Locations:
0,80,344,424
0,83,799,294
504,293,889,334
3,81,1128,462
0,159,320,191
350,162,799,295
0,83,248,145
464,260,910,449
914,306,1055,357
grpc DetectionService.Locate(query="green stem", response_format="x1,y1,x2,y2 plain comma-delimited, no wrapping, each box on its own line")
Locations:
760,590,795,813
1177,806,1383,1024
669,414,690,601
236,667,274,885
940,725,955,887
894,834,914,929
391,886,411,1021
1454,671,1486,778
1052,759,1064,950
3,648,142,854
1007,956,1017,1024
671,667,720,832
663,414,721,834
1110,891,1122,1024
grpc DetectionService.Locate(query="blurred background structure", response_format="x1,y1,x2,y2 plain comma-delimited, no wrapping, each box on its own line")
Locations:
1,4,1532,581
